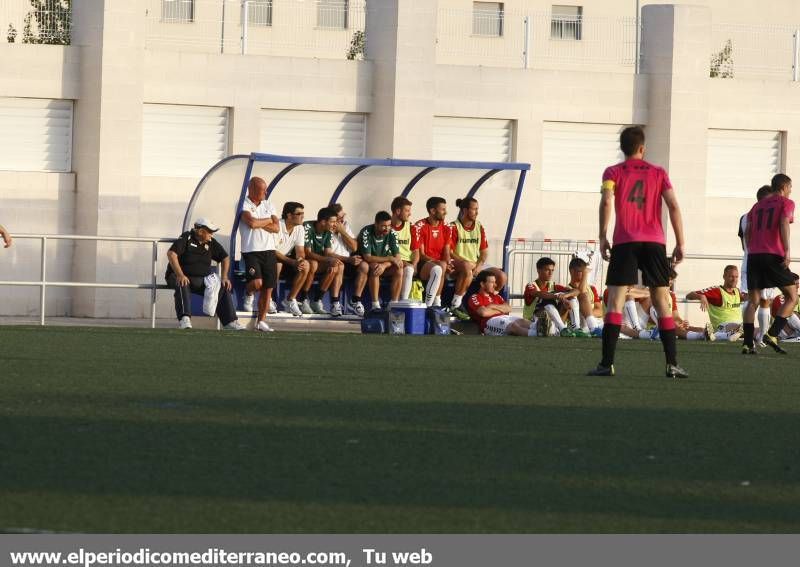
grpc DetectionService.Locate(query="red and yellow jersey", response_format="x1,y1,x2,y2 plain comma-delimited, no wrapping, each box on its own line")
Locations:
771,294,800,317
467,291,506,333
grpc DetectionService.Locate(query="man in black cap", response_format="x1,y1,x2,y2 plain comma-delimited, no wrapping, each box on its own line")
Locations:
165,218,244,330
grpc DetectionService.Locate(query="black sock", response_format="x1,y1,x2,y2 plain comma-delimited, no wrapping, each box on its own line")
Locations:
297,290,307,302
659,329,678,366
601,324,621,367
743,322,755,347
351,295,361,303
313,288,324,302
767,316,787,338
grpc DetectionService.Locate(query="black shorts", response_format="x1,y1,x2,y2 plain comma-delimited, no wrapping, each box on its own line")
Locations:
243,250,277,287
746,253,798,290
606,242,671,287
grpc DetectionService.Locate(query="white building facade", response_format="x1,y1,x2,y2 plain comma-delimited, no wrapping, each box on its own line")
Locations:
2,0,800,319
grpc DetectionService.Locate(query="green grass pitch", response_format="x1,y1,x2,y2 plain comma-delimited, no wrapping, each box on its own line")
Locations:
1,325,799,533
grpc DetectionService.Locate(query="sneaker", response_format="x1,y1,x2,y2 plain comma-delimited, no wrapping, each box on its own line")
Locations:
573,329,591,338
587,363,615,377
451,296,463,310
756,340,767,348
330,302,344,317
727,329,743,342
300,298,313,315
742,345,759,355
704,322,716,342
666,364,689,379
223,320,246,331
268,299,278,314
536,313,551,337
559,328,575,338
649,327,661,341
311,299,329,315
348,300,365,317
242,293,255,312
762,332,788,354
256,320,274,332
178,315,192,329
282,298,303,317
590,327,604,338
452,306,471,321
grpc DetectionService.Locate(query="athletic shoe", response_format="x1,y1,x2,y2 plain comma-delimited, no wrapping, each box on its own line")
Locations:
256,320,274,332
573,329,591,338
559,328,575,337
178,316,192,329
282,298,303,317
268,299,278,314
452,306,471,321
762,332,788,354
223,320,246,331
666,364,689,379
727,329,743,342
348,300,365,317
649,327,661,341
587,364,615,376
311,300,329,315
300,298,313,315
451,296,463,309
242,293,255,312
704,322,716,342
330,302,344,317
590,327,604,338
536,313,551,337
756,340,767,348
741,345,758,355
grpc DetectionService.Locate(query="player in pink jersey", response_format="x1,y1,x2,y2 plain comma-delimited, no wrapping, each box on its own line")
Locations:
588,126,688,378
741,173,798,354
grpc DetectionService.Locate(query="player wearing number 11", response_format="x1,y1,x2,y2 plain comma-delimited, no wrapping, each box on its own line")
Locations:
588,126,689,378
741,174,798,354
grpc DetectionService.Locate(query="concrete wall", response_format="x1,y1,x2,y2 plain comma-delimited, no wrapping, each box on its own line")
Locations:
3,0,800,323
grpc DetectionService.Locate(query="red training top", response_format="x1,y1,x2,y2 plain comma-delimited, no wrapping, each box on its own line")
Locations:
412,218,452,261
467,291,506,333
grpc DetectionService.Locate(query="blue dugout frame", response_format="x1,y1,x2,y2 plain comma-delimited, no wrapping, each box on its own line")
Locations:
183,153,530,287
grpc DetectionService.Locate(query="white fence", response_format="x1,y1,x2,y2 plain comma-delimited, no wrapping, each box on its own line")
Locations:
436,8,640,72
2,0,71,45
711,23,800,81
145,0,366,59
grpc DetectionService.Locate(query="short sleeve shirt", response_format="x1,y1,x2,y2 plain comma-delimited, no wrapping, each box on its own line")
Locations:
239,197,277,253
275,219,305,257
602,158,673,246
358,225,400,258
165,231,228,279
412,218,451,261
745,194,795,256
330,218,356,257
466,291,506,333
304,221,332,255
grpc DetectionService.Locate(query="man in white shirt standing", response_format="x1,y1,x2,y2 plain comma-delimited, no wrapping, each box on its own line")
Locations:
240,177,280,332
275,201,311,317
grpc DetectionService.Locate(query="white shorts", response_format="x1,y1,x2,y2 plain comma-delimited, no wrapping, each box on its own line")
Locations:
484,315,522,336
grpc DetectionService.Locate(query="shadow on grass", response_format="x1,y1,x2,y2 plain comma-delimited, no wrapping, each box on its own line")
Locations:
1,396,799,530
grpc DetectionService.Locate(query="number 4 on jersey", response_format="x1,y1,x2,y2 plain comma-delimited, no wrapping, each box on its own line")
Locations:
627,180,645,210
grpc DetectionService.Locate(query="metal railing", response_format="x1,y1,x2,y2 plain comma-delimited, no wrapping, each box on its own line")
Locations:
436,8,639,72
0,234,175,328
145,0,367,59
711,23,800,81
2,0,71,45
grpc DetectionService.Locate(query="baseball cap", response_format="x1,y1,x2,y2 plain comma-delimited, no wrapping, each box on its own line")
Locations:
194,217,220,232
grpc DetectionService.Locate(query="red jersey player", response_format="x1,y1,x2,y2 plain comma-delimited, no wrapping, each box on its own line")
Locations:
589,126,688,378
412,196,452,307
742,174,798,354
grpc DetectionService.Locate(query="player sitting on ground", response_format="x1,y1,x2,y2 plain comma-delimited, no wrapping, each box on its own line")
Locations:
467,271,538,337
646,270,715,341
303,207,344,316
351,211,404,313
390,196,418,300
561,256,603,337
275,201,311,317
742,173,799,354
589,125,689,378
739,185,780,345
603,286,654,340
449,197,507,318
770,279,800,339
413,197,452,307
686,265,746,342
523,257,572,337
